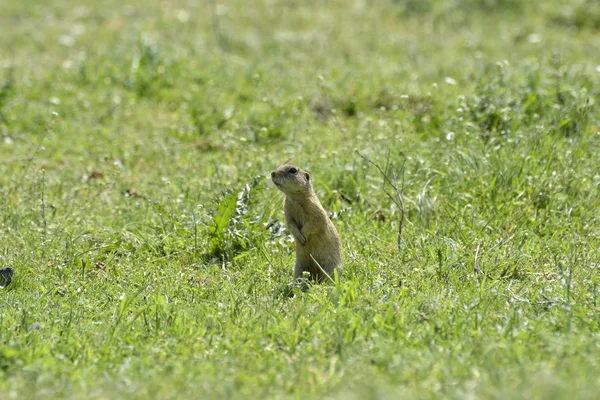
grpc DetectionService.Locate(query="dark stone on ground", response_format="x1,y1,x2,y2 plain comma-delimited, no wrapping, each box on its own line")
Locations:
0,267,14,287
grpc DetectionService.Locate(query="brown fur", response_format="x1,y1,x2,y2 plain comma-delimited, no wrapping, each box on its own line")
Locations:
271,165,342,282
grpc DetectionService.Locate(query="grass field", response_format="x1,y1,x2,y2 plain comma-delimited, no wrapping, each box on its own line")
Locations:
1,0,600,398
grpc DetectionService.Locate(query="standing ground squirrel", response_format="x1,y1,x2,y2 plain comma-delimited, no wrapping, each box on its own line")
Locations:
271,165,342,282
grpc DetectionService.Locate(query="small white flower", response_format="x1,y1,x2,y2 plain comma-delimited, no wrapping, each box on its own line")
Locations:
59,35,75,47
176,10,189,22
444,77,457,85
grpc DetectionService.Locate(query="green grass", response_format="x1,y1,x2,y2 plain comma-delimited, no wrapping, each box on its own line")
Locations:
1,0,599,398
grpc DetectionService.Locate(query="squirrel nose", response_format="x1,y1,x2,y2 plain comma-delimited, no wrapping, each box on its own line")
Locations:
270,171,276,178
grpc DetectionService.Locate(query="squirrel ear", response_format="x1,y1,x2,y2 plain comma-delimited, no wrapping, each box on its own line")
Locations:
305,172,310,181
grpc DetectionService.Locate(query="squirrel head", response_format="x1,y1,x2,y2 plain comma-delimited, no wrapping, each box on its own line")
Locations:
271,165,312,195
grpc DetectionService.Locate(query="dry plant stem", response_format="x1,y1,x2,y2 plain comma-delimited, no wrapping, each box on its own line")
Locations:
474,242,481,275
8,114,55,197
310,254,335,284
356,150,405,255
210,0,224,51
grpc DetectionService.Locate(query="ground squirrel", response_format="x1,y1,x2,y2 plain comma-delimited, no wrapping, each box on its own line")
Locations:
271,165,342,282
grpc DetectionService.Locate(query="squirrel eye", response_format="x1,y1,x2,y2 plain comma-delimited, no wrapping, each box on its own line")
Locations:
288,167,298,174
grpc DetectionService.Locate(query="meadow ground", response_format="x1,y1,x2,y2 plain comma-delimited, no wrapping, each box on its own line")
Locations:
1,0,600,398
